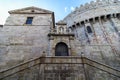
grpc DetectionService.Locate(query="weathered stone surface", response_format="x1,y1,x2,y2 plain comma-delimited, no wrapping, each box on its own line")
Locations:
0,7,54,70
0,0,120,80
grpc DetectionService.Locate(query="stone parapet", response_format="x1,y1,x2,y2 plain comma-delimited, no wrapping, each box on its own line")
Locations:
76,0,120,13
63,0,120,27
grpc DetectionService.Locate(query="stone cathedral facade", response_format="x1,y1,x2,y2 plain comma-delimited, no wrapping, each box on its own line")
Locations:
0,0,120,80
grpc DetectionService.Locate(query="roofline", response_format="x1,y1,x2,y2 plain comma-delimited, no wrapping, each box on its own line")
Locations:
8,12,53,14
8,6,53,14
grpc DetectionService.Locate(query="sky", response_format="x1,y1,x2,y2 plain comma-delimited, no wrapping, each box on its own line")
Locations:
0,0,95,24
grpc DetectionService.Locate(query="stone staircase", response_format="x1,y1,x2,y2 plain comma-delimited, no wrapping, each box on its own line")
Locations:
0,56,120,80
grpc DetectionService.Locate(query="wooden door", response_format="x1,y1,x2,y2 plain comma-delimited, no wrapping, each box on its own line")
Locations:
55,42,69,56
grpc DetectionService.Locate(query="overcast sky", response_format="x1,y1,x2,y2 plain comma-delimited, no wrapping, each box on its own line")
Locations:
0,0,95,24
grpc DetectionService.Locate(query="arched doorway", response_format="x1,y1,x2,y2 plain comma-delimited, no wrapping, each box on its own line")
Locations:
55,42,69,56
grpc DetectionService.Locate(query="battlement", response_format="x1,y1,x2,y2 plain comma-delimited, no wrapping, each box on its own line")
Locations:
75,0,120,12
65,0,120,18
0,25,3,27
63,0,120,26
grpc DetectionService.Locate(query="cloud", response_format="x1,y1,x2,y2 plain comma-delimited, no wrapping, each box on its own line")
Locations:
64,7,68,12
71,6,75,11
64,6,75,13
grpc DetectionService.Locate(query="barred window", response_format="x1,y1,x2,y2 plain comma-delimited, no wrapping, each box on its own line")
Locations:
26,17,33,24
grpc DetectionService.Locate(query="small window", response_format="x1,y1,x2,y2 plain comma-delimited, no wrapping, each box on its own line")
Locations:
87,26,92,33
26,17,33,24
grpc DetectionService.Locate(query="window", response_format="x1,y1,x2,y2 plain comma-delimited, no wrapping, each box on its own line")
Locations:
87,26,92,33
26,17,33,24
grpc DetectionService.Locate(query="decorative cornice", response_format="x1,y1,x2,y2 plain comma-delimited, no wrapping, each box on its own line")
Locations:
56,20,67,25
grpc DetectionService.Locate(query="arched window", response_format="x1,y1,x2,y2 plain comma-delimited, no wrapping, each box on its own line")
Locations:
55,42,69,56
87,26,92,33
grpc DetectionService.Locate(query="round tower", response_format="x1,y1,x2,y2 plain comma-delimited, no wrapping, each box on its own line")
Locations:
63,0,120,70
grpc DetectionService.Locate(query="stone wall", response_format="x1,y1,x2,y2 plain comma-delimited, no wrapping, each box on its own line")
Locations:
0,10,53,70
5,14,52,26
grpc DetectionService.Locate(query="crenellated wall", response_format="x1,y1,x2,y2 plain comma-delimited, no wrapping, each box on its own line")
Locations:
63,0,120,27
63,0,120,70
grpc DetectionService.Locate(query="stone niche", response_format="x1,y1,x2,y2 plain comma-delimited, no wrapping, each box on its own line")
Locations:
48,21,75,56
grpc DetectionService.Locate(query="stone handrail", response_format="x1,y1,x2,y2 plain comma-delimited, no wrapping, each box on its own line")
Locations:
0,56,41,79
82,57,120,78
0,56,120,79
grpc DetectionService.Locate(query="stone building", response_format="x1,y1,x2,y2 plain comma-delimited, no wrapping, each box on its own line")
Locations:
0,6,55,67
0,0,120,80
